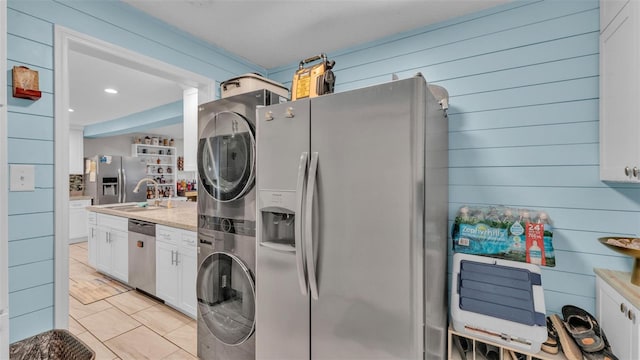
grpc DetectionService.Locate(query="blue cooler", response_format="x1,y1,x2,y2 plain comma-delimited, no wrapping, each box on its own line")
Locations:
450,253,547,353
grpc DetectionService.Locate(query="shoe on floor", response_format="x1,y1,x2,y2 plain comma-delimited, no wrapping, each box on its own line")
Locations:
562,305,605,353
541,316,560,354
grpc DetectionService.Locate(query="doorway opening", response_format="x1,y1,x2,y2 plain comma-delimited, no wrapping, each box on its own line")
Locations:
54,25,214,330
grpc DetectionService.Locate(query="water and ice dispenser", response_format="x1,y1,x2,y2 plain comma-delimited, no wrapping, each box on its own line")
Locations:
260,210,295,249
102,177,119,196
258,189,299,251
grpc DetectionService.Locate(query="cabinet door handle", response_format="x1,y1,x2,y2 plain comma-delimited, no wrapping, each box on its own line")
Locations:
171,250,175,265
175,251,180,266
621,303,627,313
633,167,638,177
628,310,635,323
625,166,631,176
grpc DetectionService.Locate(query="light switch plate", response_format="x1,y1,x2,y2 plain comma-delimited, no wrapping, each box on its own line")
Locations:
10,165,35,192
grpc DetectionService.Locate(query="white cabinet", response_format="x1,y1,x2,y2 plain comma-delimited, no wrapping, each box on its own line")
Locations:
156,225,197,318
156,227,180,305
87,211,97,267
96,214,128,283
132,143,177,198
595,271,640,360
178,230,197,317
600,0,640,181
69,199,91,242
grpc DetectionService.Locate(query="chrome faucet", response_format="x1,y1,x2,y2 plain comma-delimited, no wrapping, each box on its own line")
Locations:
133,177,161,206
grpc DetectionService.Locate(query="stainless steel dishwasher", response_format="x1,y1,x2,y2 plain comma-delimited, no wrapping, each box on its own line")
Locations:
128,219,156,296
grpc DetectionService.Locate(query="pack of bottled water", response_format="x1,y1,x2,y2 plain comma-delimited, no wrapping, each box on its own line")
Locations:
451,205,555,267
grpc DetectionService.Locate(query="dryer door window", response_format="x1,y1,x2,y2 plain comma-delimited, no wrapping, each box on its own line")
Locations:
198,111,255,202
197,252,255,345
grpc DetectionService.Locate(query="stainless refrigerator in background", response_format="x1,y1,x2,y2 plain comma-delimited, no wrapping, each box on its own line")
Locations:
84,155,147,205
255,75,449,359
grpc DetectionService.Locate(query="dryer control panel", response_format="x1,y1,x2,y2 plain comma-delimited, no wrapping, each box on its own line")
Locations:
199,214,255,237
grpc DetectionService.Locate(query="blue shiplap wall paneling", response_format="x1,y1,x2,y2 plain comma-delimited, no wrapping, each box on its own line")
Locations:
7,237,54,268
7,1,55,343
6,0,263,342
9,283,54,319
266,0,624,316
8,308,54,344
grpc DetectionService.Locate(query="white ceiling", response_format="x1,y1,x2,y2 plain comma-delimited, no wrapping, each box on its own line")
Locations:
71,0,508,140
123,0,509,69
68,50,184,127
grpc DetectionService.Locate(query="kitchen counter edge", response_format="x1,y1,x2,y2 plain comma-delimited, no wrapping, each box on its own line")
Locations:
70,196,92,201
86,203,197,232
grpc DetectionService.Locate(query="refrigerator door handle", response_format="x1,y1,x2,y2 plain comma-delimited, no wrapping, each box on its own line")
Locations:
305,152,319,300
295,152,309,296
117,168,123,203
122,168,127,203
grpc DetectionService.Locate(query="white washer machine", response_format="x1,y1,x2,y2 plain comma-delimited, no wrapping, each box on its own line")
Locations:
197,90,285,360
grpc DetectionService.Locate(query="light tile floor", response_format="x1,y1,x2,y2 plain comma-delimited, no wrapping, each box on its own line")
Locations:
68,242,198,360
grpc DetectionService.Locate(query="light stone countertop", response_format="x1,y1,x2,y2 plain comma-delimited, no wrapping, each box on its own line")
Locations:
594,268,640,310
87,201,197,231
70,195,92,201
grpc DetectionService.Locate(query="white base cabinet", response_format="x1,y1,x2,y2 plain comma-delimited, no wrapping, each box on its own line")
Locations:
96,214,128,283
87,211,97,267
69,199,91,242
156,238,180,305
156,225,196,318
595,270,640,360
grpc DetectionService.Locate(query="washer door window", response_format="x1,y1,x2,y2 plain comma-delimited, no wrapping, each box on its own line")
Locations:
197,252,255,345
198,111,255,202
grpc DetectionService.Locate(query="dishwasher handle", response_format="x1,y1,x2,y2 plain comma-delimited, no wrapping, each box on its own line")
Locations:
128,219,156,236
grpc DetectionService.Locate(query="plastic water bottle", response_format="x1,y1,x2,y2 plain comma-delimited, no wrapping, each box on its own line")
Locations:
469,208,484,224
457,206,470,224
501,209,515,229
536,211,552,234
508,210,526,259
485,207,501,227
535,211,554,265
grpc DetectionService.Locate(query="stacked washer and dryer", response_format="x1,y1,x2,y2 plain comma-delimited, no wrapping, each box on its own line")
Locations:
196,79,288,360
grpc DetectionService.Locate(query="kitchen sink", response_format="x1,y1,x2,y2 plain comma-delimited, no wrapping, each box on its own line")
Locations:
105,204,166,212
121,206,164,212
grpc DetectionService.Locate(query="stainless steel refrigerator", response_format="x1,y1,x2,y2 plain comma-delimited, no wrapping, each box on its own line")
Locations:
84,155,147,205
255,75,449,359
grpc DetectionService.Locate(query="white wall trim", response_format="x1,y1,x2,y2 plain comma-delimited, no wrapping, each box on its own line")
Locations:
1,0,10,355
53,25,215,329
54,25,71,331
183,88,199,172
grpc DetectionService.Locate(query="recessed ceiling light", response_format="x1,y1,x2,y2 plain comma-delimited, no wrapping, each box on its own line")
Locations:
104,88,118,94
68,108,74,112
